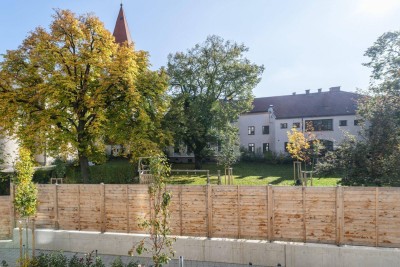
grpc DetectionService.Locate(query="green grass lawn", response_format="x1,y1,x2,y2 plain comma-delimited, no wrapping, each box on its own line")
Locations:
61,159,341,186
168,161,341,186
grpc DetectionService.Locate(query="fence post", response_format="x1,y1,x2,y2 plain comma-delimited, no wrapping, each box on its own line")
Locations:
55,184,59,230
179,186,183,236
101,183,106,233
336,185,343,246
207,171,210,184
206,185,212,238
10,183,15,237
267,184,274,242
78,185,81,231
126,184,130,233
237,185,241,239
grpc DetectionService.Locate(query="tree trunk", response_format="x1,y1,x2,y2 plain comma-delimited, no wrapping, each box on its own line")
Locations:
194,154,203,169
79,154,90,183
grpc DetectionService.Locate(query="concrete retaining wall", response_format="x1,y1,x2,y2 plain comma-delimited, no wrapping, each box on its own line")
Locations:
4,229,400,267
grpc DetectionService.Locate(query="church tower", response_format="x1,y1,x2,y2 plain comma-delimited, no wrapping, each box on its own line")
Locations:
113,4,133,45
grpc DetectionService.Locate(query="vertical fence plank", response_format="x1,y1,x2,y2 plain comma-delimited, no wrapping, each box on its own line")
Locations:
101,183,105,233
78,185,81,231
207,185,212,238
179,186,183,236
10,183,15,235
55,184,59,229
12,183,16,228
267,184,273,241
126,184,130,233
336,186,343,246
237,185,241,239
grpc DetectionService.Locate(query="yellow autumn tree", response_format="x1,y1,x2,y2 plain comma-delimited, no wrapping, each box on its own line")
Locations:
287,126,323,170
0,10,170,182
286,128,310,162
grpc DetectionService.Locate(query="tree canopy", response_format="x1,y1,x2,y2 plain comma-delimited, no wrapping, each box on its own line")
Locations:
317,30,400,186
0,9,170,182
166,35,264,168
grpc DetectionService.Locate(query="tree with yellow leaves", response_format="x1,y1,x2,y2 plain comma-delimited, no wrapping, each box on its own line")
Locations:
286,127,310,163
287,126,323,177
0,10,170,182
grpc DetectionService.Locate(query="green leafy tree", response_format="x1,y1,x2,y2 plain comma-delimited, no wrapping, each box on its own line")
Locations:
166,35,264,169
130,156,175,267
0,10,170,182
316,30,400,186
217,123,241,169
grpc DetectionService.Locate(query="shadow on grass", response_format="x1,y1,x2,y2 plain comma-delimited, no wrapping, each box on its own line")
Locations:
167,178,195,184
268,176,294,185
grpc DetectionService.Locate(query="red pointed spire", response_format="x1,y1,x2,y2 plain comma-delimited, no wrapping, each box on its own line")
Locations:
113,4,133,45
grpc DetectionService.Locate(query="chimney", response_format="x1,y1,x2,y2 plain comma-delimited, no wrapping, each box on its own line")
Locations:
305,89,310,94
318,88,322,93
292,92,296,95
329,86,341,92
267,104,274,113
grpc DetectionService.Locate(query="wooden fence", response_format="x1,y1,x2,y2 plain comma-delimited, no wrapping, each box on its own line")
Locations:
0,195,11,239
2,184,400,248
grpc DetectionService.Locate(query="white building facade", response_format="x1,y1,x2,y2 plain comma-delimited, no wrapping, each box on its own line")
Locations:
239,87,362,155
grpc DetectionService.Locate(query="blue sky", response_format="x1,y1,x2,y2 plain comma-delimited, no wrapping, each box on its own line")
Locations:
0,0,399,97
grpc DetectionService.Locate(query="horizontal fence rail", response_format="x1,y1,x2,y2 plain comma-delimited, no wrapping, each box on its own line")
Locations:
1,184,400,248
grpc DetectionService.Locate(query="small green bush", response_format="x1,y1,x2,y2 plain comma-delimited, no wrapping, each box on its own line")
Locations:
34,251,106,267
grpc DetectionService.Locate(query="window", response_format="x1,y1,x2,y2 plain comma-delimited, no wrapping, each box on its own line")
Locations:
280,123,288,129
320,140,334,151
263,143,269,153
339,120,347,126
354,120,361,126
248,126,255,135
284,142,289,152
292,122,300,128
248,143,255,153
305,119,333,131
262,126,269,134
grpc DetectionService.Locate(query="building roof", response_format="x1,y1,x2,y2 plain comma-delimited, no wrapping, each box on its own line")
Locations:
249,87,361,119
113,4,133,45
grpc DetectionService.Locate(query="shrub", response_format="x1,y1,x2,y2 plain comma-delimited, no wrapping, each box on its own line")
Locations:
263,151,292,165
240,146,264,162
34,251,105,267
